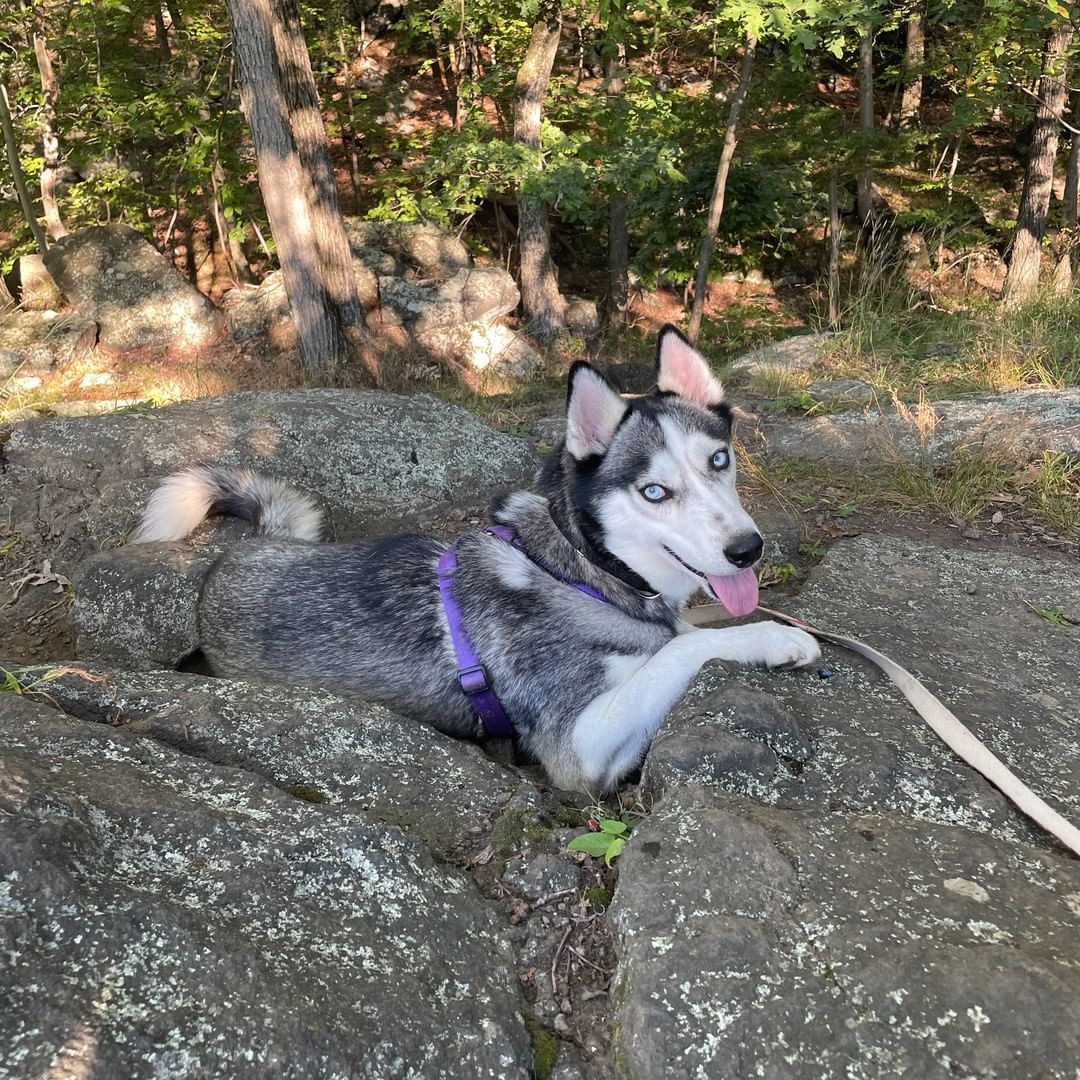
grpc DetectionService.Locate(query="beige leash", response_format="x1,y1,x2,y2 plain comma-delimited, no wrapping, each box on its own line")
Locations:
685,601,1080,858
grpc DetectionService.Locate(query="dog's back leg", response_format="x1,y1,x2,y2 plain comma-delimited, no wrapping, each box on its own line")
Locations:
570,622,820,792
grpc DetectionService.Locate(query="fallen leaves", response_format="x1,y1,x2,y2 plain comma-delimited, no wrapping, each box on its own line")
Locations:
10,559,72,601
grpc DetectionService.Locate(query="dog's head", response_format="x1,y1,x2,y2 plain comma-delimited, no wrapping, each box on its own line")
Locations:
559,324,761,614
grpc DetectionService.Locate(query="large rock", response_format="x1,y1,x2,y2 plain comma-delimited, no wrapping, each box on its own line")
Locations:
379,267,520,334
618,534,1080,1077
0,694,530,1078
41,224,225,354
222,266,378,350
9,666,536,854
762,387,1080,464
344,219,472,279
415,321,543,380
3,252,64,310
610,787,1080,1080
645,535,1080,842
71,524,246,668
728,332,832,376
0,309,98,377
0,388,537,575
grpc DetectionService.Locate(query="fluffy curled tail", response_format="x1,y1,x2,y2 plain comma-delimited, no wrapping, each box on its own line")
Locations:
130,465,324,544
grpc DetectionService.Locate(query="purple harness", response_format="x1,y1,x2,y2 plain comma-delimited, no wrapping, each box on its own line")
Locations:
436,525,609,737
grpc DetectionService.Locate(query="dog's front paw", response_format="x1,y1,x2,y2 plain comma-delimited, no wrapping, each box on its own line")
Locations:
750,622,821,669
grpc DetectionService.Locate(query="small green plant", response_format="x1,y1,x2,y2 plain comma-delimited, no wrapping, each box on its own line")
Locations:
799,540,826,558
1023,602,1076,628
833,501,858,518
762,389,818,414
567,817,630,866
758,561,798,588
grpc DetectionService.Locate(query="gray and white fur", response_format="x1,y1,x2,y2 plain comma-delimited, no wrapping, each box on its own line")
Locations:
132,326,819,792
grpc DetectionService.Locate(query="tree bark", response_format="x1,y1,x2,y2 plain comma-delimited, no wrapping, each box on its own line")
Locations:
226,0,378,380
687,33,756,345
856,19,875,229
0,83,48,254
29,2,67,239
1054,89,1080,293
897,7,924,132
1004,20,1073,307
606,34,629,326
153,3,173,61
828,170,841,328
513,0,566,342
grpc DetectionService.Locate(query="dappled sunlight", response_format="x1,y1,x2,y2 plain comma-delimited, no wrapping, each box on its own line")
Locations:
41,1021,97,1080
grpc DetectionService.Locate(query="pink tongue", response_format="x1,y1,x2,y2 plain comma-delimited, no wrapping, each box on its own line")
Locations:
706,568,760,617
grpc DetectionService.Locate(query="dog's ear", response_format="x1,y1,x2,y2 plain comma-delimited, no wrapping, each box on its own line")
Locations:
565,361,629,460
655,324,725,406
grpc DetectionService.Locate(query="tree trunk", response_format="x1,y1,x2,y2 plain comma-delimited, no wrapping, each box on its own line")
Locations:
856,19,875,228
897,7,924,132
0,83,48,254
828,170,841,328
1004,20,1073,307
1054,89,1080,293
337,30,362,209
226,0,378,380
210,155,254,284
30,2,68,239
687,33,757,345
606,35,629,326
513,0,566,342
153,3,173,61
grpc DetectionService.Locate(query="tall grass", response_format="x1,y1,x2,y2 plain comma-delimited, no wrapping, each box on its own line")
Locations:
812,223,1080,398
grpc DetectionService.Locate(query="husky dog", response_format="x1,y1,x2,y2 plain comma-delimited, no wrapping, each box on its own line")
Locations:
132,326,819,791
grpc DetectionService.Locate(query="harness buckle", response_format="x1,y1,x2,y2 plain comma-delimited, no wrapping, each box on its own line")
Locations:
458,664,491,697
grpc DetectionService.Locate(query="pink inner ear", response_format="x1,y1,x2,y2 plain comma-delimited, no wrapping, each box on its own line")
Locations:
657,334,724,405
566,369,627,458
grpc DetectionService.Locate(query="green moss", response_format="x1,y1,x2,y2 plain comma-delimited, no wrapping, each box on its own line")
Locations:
525,1014,559,1080
490,808,553,858
583,886,613,910
285,782,328,804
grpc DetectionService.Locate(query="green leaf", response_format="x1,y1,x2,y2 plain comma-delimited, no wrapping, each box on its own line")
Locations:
604,838,625,866
598,818,628,835
567,833,617,857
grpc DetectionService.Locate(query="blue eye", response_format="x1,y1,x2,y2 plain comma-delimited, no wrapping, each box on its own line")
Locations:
641,484,669,503
711,448,730,470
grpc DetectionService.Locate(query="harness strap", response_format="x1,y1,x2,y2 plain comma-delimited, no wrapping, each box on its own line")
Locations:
438,526,612,738
686,601,1080,858
437,538,515,738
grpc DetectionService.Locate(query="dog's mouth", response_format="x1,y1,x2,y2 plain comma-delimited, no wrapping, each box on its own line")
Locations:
663,546,759,617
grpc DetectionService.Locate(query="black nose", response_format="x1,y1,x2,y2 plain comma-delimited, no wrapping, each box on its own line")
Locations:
724,533,763,569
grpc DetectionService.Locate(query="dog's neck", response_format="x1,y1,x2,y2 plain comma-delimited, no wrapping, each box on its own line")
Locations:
491,486,681,625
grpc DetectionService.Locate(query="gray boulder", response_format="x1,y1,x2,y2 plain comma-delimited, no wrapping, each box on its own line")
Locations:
344,219,472,278
646,534,1080,841
728,333,832,376
72,524,247,668
222,265,378,349
763,387,1080,464
1,388,536,576
41,224,225,354
415,321,543,380
3,252,64,310
10,666,536,854
379,267,520,335
0,694,530,1079
0,309,98,377
610,787,1080,1080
